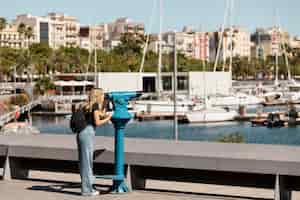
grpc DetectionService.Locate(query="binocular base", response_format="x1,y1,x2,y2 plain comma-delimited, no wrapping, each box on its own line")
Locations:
95,175,130,193
112,180,129,193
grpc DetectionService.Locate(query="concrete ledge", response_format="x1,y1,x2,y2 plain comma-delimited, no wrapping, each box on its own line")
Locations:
0,135,299,200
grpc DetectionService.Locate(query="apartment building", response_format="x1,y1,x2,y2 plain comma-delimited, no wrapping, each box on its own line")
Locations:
104,17,145,50
268,27,290,56
149,29,210,61
290,36,300,50
251,28,273,59
174,31,194,57
0,24,23,48
156,28,195,58
193,32,210,61
222,26,251,59
251,27,290,59
14,13,80,49
107,17,145,40
79,24,108,51
48,13,80,48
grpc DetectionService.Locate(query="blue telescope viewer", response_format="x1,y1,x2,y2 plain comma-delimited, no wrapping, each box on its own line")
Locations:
105,91,141,193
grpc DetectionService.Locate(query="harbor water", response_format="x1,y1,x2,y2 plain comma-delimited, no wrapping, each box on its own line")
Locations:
32,105,300,146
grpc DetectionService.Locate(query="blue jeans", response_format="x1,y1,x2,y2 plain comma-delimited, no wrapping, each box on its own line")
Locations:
77,125,95,194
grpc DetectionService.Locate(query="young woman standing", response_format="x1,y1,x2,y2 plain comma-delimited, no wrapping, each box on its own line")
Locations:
77,88,112,196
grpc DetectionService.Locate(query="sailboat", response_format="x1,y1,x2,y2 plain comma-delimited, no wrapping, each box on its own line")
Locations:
186,61,237,122
208,0,264,107
133,0,201,114
265,11,300,102
186,102,238,123
186,0,238,123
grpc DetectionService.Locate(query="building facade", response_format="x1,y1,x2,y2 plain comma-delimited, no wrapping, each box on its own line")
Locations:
14,13,80,49
193,32,210,61
0,24,23,48
107,17,145,40
48,13,80,48
221,26,251,60
79,25,107,51
290,36,300,50
251,27,290,59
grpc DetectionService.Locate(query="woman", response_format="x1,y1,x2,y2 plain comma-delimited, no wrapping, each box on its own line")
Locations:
77,88,112,196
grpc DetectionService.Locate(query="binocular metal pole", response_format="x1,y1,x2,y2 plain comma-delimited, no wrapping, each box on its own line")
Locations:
111,119,129,193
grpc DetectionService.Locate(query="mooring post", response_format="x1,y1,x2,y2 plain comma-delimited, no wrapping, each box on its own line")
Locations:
3,148,11,180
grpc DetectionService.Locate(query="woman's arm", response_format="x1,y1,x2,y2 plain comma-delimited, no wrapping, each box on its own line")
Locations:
93,110,112,126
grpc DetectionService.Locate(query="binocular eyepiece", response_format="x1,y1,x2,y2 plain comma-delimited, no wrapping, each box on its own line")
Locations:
104,91,142,112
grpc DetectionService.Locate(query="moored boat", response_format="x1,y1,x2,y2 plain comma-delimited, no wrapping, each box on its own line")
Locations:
186,107,238,123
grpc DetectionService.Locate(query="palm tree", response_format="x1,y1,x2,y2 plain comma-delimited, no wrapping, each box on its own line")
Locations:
24,26,33,82
17,23,34,81
17,23,26,48
0,17,6,31
0,17,7,81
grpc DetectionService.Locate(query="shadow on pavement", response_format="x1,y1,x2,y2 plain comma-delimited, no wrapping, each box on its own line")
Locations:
26,178,111,196
142,188,273,200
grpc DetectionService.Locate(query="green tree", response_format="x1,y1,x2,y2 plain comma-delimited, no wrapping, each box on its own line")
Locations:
17,23,26,48
217,132,245,143
0,17,6,31
17,23,34,81
113,33,146,72
29,43,53,75
34,76,55,95
0,48,18,81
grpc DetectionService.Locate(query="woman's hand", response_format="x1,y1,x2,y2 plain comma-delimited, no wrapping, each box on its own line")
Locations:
106,112,113,119
94,111,112,126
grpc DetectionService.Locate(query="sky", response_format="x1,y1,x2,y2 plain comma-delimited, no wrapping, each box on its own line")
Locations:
1,0,300,36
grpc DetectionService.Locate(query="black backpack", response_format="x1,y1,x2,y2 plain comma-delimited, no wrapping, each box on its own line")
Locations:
70,107,88,134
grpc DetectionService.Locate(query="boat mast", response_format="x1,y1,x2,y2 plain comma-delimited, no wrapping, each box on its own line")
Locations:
157,0,163,98
229,0,234,76
139,0,156,91
214,0,230,72
173,31,178,141
275,28,279,86
276,12,292,81
274,7,279,86
94,31,97,87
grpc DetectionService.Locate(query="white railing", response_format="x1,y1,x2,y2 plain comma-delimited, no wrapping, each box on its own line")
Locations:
46,95,88,102
0,95,88,127
0,82,34,89
0,97,44,127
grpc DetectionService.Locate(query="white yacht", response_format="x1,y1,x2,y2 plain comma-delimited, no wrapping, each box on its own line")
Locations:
186,100,238,123
133,95,203,114
209,92,264,107
283,79,300,101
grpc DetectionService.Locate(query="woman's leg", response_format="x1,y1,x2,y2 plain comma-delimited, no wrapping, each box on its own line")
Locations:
77,126,95,194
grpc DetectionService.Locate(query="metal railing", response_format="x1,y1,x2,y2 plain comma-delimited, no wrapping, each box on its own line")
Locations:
0,94,88,127
0,98,42,127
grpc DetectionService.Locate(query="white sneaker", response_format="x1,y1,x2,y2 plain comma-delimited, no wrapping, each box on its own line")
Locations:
82,190,99,196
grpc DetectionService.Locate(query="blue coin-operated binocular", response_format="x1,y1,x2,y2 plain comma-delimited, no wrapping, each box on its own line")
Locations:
105,91,141,193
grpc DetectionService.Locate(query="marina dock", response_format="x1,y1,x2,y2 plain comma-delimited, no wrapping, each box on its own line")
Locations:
135,112,186,121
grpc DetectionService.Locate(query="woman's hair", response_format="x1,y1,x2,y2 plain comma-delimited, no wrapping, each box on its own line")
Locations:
85,88,105,112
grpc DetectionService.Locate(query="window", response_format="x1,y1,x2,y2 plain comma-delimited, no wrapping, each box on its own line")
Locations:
162,76,172,91
177,76,188,91
40,22,49,44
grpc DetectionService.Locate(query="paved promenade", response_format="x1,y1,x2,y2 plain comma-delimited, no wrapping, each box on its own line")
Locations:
1,170,299,200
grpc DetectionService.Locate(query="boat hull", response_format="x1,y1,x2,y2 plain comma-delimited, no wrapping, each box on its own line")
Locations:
186,109,237,123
